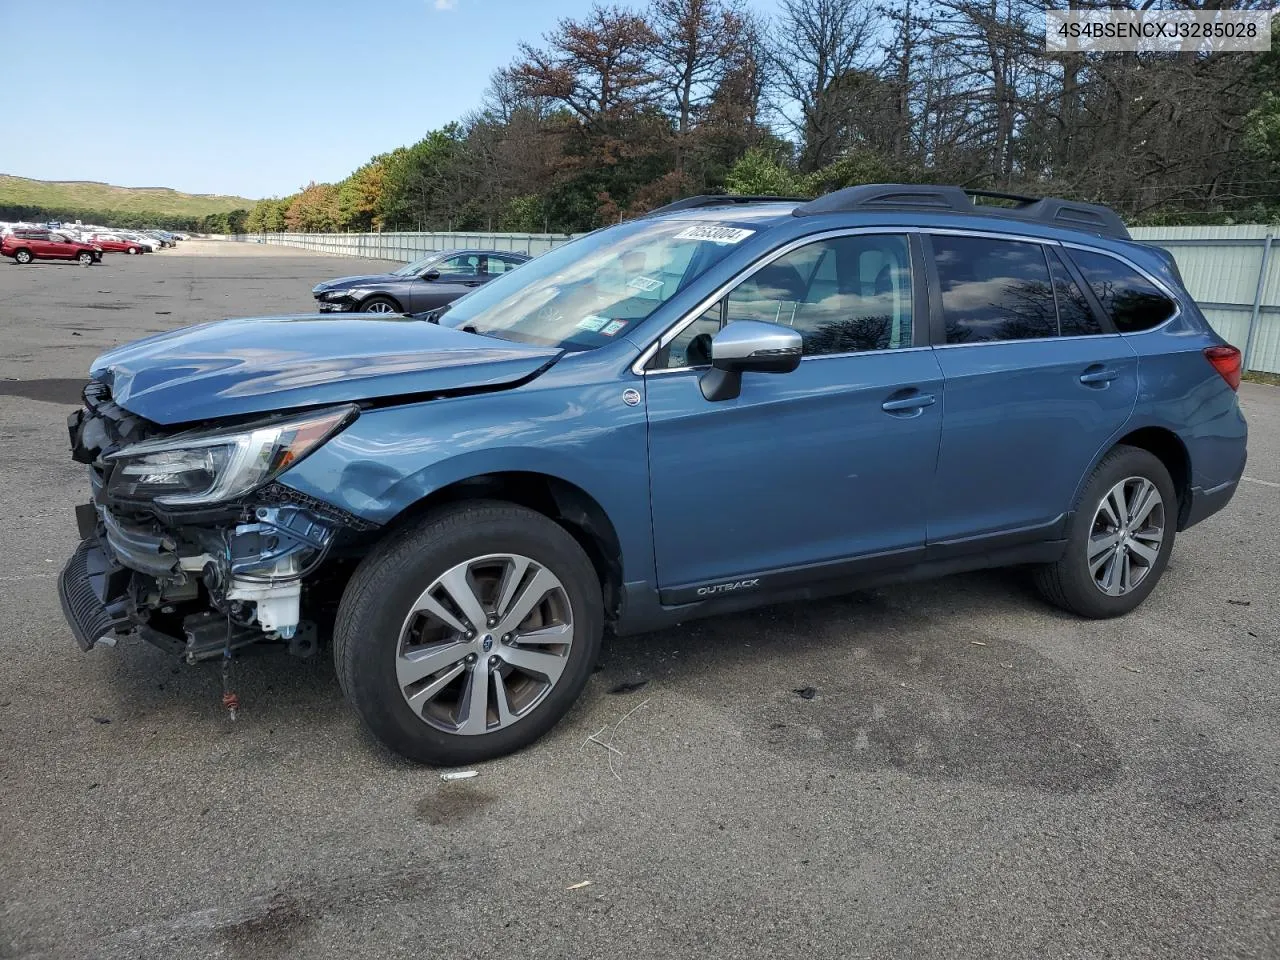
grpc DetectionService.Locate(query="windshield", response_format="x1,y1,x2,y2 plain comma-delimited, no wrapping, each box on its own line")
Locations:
438,219,753,350
392,252,444,277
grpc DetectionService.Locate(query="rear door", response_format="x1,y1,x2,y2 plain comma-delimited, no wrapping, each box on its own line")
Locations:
27,230,55,258
644,231,944,595
923,232,1138,550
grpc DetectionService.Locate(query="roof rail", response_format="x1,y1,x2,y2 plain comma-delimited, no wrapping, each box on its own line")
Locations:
793,184,1130,240
647,194,809,216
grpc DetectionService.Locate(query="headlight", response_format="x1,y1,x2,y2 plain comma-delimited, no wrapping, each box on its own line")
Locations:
323,289,358,300
106,405,357,506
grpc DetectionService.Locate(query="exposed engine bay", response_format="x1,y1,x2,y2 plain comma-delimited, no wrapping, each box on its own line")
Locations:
60,381,375,667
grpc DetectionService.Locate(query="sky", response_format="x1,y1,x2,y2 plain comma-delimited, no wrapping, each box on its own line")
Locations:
0,0,776,200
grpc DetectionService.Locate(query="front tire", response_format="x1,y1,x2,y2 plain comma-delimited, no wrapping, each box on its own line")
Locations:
13,249,32,264
1034,444,1177,618
334,501,604,765
359,296,401,314
126,246,139,255
77,251,93,266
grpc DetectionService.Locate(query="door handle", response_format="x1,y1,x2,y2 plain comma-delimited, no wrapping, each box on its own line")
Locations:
881,393,936,413
1079,366,1119,385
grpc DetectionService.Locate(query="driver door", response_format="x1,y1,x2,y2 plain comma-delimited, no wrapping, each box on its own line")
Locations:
643,231,944,599
410,254,486,311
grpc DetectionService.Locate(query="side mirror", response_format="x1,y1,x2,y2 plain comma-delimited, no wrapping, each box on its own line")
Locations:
422,268,440,281
700,320,802,401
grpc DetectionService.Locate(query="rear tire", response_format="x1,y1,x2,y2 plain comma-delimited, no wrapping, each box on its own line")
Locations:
1034,444,1177,618
334,501,604,765
13,249,32,264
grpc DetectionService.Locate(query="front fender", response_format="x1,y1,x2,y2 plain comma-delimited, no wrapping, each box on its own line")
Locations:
277,376,654,581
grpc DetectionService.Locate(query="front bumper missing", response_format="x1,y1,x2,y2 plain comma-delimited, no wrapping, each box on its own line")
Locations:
58,536,263,660
57,539,132,651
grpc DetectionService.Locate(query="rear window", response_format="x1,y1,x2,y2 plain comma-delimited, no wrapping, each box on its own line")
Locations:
1067,249,1176,332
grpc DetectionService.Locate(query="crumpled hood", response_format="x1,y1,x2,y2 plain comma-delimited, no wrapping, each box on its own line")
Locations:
91,314,562,425
313,273,403,292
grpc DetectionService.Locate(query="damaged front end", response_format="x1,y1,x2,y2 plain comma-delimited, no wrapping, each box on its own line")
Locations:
58,381,373,663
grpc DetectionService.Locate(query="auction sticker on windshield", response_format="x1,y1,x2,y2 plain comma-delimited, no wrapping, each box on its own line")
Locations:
577,315,610,332
673,225,755,245
600,320,628,336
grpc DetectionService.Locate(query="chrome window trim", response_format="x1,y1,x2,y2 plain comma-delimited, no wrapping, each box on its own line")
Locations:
631,226,918,375
648,344,935,376
1057,241,1183,336
932,332,1121,350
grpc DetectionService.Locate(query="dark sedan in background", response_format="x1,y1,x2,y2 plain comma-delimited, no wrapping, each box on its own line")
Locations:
312,248,531,314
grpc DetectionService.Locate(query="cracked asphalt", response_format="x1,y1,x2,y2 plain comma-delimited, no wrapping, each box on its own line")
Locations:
1,241,1277,959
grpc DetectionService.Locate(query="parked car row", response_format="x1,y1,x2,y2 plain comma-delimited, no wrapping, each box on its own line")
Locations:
0,221,185,265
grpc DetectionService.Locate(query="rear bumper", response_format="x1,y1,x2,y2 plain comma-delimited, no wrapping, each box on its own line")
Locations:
1182,477,1240,530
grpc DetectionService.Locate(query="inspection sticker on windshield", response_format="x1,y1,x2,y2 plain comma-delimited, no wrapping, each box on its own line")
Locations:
577,315,610,332
628,276,663,293
599,320,628,337
673,225,755,245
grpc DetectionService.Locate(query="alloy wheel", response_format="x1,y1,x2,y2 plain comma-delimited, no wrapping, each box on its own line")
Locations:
396,554,574,736
363,300,397,313
1088,476,1165,597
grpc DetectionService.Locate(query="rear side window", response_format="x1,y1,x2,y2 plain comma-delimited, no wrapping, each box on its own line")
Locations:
1047,248,1103,336
1066,249,1176,332
931,235,1057,343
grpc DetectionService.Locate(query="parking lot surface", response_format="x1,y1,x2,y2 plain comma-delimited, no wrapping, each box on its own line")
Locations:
1,242,1277,960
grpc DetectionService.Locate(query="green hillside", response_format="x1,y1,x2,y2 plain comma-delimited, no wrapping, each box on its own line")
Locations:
0,174,255,229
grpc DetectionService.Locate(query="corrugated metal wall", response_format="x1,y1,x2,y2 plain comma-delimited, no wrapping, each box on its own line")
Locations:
246,225,1280,373
1130,225,1278,373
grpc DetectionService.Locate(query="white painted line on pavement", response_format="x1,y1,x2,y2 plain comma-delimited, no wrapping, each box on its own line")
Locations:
1242,476,1280,489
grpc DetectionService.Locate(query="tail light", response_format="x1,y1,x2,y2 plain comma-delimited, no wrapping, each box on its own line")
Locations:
1204,345,1242,391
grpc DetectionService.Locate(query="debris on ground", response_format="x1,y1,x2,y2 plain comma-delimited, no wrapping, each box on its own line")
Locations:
90,716,111,724
1227,599,1252,606
793,687,817,700
581,698,651,781
609,680,649,695
970,640,988,647
440,770,479,782
1122,665,1142,673
566,880,593,891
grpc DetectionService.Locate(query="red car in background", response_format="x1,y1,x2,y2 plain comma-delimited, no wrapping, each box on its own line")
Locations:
2,229,102,265
89,234,147,255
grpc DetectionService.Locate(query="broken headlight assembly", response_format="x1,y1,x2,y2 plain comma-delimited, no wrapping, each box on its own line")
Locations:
105,404,358,506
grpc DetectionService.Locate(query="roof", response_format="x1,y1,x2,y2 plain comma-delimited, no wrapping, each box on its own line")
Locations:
645,185,1130,242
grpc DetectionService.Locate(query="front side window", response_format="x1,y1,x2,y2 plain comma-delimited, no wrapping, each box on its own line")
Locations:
659,233,915,368
436,254,481,277
439,218,750,351
932,235,1057,344
1067,249,1176,333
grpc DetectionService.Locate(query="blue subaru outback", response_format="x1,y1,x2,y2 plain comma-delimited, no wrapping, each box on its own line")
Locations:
59,185,1248,764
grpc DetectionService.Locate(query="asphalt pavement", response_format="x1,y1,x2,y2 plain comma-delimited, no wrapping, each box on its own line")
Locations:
1,241,1277,960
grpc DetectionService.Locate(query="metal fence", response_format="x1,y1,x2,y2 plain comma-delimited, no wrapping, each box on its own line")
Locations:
243,230,582,260
243,225,1280,374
